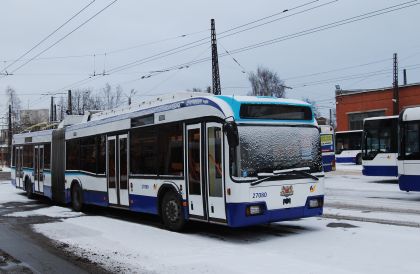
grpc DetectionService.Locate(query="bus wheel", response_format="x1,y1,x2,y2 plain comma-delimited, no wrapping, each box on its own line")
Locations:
25,179,33,199
161,192,185,231
71,184,83,212
356,154,362,165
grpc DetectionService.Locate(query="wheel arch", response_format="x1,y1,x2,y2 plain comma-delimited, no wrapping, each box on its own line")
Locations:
157,182,182,216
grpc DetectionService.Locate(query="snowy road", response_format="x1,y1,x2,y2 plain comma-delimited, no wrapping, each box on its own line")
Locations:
324,164,420,227
1,170,420,273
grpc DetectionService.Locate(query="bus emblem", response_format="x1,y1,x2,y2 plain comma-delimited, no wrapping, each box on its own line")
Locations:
281,185,294,197
310,185,317,193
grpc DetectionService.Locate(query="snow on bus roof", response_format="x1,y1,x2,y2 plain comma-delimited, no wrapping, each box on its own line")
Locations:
363,115,398,121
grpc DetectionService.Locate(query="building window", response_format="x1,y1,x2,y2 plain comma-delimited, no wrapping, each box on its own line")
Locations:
348,110,385,130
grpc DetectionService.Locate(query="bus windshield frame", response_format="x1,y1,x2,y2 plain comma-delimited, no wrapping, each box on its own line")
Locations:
229,124,323,181
335,131,362,154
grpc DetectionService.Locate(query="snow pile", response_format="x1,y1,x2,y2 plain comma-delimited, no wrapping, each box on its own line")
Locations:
0,182,30,204
33,216,420,274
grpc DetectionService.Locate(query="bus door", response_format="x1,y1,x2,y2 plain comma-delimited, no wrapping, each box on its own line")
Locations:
107,134,129,206
15,146,23,188
186,123,226,222
205,123,226,221
34,145,44,193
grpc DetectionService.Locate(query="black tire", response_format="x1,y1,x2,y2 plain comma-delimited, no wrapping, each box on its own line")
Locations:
356,154,362,165
25,179,33,199
71,183,83,212
161,192,185,231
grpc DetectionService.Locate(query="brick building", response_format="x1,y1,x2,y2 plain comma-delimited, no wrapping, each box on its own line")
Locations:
335,82,420,131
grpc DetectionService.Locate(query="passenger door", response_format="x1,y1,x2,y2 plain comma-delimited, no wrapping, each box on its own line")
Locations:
186,123,226,222
15,147,23,188
205,123,226,221
107,134,129,206
186,124,204,217
33,145,44,193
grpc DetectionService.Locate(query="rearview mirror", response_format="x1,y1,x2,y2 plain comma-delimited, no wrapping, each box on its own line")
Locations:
224,121,239,147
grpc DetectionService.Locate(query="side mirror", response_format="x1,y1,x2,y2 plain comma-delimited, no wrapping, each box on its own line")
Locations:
223,121,239,147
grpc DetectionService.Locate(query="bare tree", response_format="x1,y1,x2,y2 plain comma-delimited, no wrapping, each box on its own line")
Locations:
302,98,321,118
248,67,286,98
5,86,22,131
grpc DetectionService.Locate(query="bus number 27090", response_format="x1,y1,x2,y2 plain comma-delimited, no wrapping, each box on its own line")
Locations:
252,192,268,199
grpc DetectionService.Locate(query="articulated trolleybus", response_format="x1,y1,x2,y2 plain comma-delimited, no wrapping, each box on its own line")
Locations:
398,107,420,192
319,125,336,172
11,92,324,230
362,116,398,177
335,130,363,165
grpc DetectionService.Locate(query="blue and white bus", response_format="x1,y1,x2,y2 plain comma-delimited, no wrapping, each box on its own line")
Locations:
362,116,398,177
11,92,324,230
398,107,420,192
320,125,336,172
335,130,363,165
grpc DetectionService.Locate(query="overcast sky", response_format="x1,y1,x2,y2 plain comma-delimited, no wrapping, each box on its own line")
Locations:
1,0,419,117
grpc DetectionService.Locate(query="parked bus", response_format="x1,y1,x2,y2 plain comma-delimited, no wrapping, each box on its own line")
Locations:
398,107,420,192
362,116,398,177
319,125,336,172
11,92,324,230
335,130,363,164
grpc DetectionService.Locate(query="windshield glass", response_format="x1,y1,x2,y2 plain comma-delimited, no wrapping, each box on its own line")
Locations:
335,131,362,154
230,125,322,178
363,118,398,159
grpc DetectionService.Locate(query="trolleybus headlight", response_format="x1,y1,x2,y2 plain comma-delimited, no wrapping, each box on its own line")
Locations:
308,198,323,208
246,205,263,216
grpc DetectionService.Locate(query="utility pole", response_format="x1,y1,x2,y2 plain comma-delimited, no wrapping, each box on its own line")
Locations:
393,53,399,115
329,109,333,126
211,19,221,95
54,104,57,122
8,105,12,166
403,69,407,85
50,96,54,122
67,90,72,115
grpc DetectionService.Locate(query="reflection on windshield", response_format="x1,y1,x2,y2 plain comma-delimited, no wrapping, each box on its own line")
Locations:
363,118,398,159
231,126,322,178
335,132,362,154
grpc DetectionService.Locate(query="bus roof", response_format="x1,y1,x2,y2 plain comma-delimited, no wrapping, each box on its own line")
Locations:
363,115,398,122
401,106,420,122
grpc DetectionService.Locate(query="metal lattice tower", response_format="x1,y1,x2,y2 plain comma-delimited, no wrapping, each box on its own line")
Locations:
393,53,399,115
211,19,221,95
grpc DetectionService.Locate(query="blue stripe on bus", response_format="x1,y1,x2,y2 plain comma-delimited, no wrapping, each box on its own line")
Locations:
336,157,356,164
129,195,158,215
225,195,324,227
399,175,420,192
362,165,398,177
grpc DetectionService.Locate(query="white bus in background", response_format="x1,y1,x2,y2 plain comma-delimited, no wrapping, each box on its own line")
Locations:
335,130,363,165
11,92,324,231
362,116,398,177
319,125,336,172
398,107,420,192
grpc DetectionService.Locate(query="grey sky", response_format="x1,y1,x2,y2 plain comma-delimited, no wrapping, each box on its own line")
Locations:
1,0,419,116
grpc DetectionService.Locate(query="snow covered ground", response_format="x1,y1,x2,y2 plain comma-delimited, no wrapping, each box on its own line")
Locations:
1,173,420,273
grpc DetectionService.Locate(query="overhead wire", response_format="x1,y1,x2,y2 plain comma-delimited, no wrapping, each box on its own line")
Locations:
0,0,96,74
6,0,119,76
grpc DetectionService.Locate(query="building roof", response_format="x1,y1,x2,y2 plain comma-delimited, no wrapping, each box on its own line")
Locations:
335,82,420,97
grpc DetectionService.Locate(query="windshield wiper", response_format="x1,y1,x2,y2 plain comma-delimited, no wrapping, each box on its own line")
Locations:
251,167,318,186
